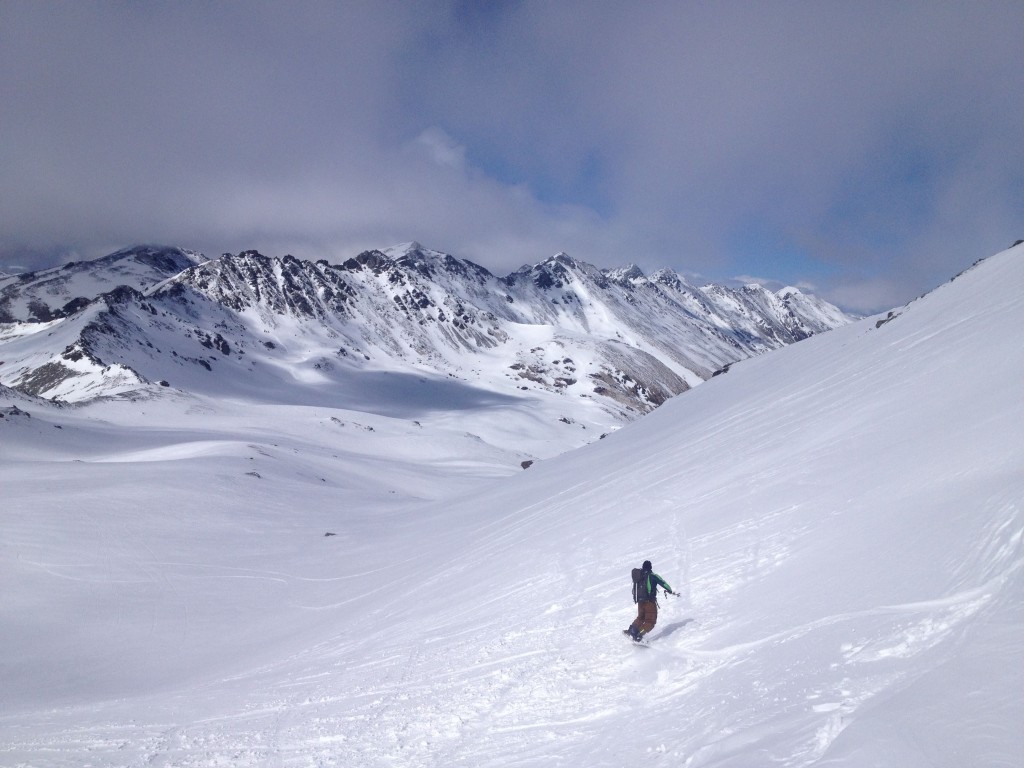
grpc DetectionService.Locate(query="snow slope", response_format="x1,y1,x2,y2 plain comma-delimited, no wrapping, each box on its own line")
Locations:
1,244,1021,766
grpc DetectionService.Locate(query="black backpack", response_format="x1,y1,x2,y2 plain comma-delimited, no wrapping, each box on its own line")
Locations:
631,568,650,603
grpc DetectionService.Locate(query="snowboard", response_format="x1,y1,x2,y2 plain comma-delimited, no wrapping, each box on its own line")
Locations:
622,629,650,647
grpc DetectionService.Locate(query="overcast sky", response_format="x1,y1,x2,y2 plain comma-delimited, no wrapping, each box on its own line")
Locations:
2,1,1021,312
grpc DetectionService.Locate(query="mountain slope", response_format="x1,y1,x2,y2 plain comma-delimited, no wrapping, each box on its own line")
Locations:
0,245,204,323
0,243,1020,766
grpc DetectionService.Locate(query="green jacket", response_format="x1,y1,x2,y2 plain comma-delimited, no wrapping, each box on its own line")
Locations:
634,569,672,603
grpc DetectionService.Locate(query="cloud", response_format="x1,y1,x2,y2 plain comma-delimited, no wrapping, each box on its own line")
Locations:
399,1,1024,309
413,128,468,171
1,1,1021,312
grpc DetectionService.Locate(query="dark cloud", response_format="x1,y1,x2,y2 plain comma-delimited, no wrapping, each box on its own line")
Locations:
2,1,1021,313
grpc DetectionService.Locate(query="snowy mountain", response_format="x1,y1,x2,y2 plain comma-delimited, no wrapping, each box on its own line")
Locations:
1,242,1020,767
0,245,205,323
0,243,850,429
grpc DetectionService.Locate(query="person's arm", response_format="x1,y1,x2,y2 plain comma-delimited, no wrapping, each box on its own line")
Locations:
655,574,675,595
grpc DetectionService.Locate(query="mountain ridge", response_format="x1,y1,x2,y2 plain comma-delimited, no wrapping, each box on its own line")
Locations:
0,244,852,423
0,245,205,323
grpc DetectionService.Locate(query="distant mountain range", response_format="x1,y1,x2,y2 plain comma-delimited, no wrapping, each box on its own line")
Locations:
0,243,852,416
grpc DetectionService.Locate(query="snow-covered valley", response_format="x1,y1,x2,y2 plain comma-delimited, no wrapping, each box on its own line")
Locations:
2,244,1022,767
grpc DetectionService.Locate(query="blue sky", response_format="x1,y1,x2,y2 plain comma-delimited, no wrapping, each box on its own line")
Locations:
2,1,1021,313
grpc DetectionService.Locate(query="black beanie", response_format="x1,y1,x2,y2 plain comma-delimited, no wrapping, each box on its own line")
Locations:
642,560,652,571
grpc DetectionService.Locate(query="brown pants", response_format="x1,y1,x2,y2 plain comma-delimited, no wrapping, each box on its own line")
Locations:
630,600,658,636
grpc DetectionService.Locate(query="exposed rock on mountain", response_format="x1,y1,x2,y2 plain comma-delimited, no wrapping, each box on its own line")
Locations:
0,243,852,419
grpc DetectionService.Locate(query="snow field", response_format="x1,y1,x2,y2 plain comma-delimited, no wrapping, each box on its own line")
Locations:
1,245,1022,766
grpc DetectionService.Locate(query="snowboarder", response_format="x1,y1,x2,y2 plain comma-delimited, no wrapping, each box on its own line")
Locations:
625,560,676,642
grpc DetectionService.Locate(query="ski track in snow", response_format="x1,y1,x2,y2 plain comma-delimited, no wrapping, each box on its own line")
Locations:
5,507,1017,768
5,450,1022,767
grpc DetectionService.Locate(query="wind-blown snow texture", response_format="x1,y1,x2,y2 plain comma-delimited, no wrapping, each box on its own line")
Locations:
1,244,1022,767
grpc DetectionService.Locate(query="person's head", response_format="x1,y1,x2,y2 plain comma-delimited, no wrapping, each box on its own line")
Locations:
642,560,652,571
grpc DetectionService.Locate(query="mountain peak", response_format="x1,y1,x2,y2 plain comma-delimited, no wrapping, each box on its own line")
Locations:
384,241,434,261
605,264,646,282
650,268,689,290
